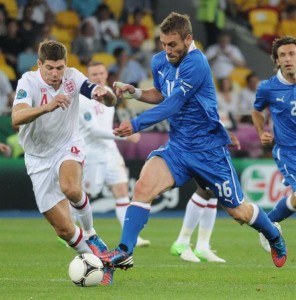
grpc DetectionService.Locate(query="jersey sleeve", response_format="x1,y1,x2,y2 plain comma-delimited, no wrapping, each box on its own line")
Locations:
254,80,269,111
13,73,35,107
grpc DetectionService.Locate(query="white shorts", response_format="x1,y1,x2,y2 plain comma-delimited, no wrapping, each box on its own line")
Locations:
25,140,85,213
83,150,128,197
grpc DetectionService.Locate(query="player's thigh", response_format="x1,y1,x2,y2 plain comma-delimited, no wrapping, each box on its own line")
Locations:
134,156,174,201
59,160,83,190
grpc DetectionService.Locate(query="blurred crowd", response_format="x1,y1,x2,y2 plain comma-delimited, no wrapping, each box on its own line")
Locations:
0,0,295,159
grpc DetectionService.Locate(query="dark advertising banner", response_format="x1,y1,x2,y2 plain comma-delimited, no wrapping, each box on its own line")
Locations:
0,158,288,212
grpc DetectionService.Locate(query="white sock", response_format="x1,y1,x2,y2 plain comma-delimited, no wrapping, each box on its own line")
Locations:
176,193,208,245
68,225,92,254
196,198,218,251
70,192,96,238
115,196,130,227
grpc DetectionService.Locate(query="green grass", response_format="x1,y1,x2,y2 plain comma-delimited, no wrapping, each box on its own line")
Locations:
0,216,295,300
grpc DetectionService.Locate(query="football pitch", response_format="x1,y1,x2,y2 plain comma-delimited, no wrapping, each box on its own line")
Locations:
1,215,295,300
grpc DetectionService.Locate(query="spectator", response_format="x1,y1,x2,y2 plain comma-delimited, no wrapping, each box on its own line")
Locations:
276,4,296,37
85,4,120,46
45,0,68,14
0,70,14,115
0,18,26,72
121,8,149,53
238,72,260,123
120,0,153,23
216,77,240,130
205,30,246,80
71,20,104,65
18,4,42,48
109,47,147,87
71,0,102,18
194,0,227,47
0,4,8,36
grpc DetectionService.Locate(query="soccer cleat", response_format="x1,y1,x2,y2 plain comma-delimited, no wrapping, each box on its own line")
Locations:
100,266,115,285
170,242,200,263
100,247,134,270
136,236,151,247
270,234,287,268
56,236,69,247
194,249,226,263
259,222,282,252
86,235,108,257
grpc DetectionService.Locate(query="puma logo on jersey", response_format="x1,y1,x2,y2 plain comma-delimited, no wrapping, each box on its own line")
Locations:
276,96,284,102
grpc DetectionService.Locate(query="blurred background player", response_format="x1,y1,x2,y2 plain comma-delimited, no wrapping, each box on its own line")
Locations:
78,61,151,247
11,40,116,285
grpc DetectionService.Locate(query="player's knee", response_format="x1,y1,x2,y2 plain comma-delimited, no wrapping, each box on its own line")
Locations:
134,180,157,201
61,185,82,202
56,225,75,241
227,205,252,224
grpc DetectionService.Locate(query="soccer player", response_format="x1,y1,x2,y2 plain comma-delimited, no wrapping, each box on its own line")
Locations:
11,40,116,284
252,36,296,252
171,132,241,263
99,12,287,271
79,61,151,247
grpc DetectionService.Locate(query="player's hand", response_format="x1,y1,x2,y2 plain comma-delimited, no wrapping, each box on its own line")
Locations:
127,132,141,143
92,86,108,100
260,132,274,145
0,143,11,156
113,82,136,99
113,120,134,137
228,132,241,150
48,94,71,111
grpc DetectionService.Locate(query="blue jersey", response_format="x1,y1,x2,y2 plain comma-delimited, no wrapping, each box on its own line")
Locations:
254,70,296,148
131,48,230,151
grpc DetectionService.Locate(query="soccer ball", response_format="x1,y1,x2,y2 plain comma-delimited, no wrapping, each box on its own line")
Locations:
68,253,104,287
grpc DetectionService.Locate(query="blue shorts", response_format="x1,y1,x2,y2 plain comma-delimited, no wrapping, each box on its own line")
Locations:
147,144,244,208
273,144,296,192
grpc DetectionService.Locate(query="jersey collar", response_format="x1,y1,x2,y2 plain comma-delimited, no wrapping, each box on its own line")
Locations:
276,69,293,85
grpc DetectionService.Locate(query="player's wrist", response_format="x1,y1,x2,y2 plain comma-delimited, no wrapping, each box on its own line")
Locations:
131,88,142,99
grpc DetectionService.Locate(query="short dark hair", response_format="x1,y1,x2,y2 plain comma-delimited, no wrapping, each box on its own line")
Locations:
271,36,296,66
160,12,192,40
38,40,67,62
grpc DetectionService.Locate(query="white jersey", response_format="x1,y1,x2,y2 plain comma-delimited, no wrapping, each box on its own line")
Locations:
13,68,88,157
79,88,123,163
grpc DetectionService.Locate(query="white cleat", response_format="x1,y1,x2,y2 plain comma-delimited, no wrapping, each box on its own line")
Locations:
259,222,282,253
136,236,151,247
180,247,201,263
194,249,226,262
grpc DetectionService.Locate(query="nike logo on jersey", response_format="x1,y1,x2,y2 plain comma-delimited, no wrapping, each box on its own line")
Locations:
276,96,284,102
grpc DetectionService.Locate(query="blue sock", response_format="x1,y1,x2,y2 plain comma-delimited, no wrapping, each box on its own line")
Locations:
250,206,279,241
119,204,150,254
268,196,295,222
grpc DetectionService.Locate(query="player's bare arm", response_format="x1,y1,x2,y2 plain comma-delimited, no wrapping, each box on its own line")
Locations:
12,95,70,126
252,109,274,145
113,120,134,137
113,82,163,104
92,85,117,107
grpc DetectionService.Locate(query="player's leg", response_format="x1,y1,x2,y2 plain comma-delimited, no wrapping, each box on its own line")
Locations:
195,146,286,267
170,190,207,262
107,154,151,247
111,182,151,247
194,197,226,262
43,199,92,253
60,160,108,256
100,155,176,269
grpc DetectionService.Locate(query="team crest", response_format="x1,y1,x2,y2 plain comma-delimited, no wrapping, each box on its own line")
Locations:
63,79,76,95
84,112,92,121
16,89,27,99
